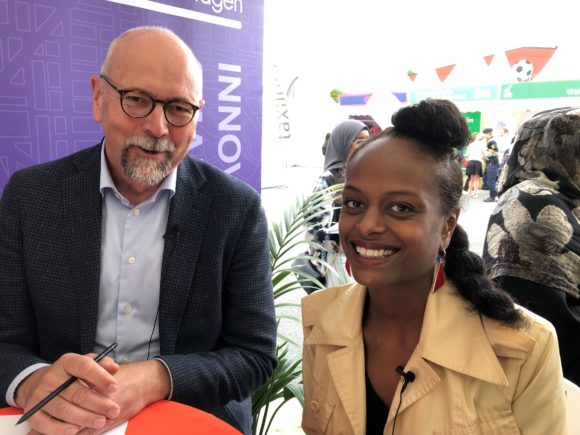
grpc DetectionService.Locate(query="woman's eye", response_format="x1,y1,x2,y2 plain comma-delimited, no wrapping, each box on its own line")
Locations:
389,203,414,213
343,199,363,209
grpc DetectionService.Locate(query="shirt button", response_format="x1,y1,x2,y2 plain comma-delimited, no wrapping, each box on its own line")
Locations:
128,256,136,264
123,304,133,315
310,400,320,413
121,356,130,364
133,208,140,216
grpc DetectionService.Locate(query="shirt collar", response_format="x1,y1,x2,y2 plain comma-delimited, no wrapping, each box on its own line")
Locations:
99,141,177,202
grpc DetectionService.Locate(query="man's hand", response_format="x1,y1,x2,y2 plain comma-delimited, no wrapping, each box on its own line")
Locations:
76,359,171,435
16,353,120,435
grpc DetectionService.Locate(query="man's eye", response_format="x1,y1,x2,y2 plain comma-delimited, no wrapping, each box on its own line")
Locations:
124,94,148,106
168,103,193,115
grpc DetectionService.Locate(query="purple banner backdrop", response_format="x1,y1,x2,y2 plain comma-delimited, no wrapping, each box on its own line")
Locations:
0,0,263,193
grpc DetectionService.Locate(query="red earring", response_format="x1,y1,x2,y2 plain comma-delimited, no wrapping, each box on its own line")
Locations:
434,249,446,292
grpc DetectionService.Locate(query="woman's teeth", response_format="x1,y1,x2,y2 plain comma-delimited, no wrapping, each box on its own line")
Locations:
355,245,396,258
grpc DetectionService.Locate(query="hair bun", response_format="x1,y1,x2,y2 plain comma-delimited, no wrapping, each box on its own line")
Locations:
391,99,471,154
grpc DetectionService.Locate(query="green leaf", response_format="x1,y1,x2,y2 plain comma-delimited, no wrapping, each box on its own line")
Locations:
253,186,346,433
284,382,304,405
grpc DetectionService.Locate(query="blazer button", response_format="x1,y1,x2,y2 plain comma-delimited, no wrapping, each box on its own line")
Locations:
310,400,320,413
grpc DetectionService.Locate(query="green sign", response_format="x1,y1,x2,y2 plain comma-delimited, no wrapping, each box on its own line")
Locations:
500,80,580,100
409,86,498,104
462,111,481,133
409,80,580,103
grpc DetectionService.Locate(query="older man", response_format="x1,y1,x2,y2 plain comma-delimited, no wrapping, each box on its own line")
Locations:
0,27,276,434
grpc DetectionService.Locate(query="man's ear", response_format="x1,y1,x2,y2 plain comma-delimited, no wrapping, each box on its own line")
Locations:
442,207,460,250
90,75,103,123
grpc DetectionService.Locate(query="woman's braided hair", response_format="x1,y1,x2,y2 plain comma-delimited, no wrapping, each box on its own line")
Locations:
350,99,524,326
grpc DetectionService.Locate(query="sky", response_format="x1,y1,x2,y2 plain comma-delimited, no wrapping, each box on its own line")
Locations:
263,0,576,92
260,0,579,174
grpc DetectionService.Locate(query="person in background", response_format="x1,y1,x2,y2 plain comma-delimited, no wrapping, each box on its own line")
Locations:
465,132,486,197
0,26,276,435
321,132,331,155
483,127,500,202
484,107,580,385
497,126,512,163
320,119,371,190
300,119,370,293
301,99,566,434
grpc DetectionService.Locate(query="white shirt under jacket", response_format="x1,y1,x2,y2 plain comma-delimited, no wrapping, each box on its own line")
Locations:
301,277,567,434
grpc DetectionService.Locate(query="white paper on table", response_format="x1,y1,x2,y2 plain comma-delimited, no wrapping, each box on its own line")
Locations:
0,415,128,435
0,414,27,435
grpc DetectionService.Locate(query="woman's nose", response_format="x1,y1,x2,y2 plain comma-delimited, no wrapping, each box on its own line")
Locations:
357,208,386,236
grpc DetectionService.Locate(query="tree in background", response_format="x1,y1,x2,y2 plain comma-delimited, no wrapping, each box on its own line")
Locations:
330,88,344,103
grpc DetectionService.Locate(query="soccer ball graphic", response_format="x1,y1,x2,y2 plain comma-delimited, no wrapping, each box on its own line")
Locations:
512,59,534,82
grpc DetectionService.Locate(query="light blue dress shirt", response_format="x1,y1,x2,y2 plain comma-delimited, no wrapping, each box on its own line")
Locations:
95,145,176,364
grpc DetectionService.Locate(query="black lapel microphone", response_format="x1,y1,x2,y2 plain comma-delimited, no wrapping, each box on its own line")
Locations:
395,365,416,388
392,366,416,435
163,224,181,240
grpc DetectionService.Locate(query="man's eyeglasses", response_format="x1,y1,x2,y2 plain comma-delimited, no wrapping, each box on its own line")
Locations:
99,74,201,127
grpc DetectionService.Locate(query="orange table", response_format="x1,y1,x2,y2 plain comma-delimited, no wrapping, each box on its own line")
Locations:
1,400,241,434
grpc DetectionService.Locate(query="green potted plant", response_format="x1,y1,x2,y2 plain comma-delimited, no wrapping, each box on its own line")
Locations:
251,186,342,435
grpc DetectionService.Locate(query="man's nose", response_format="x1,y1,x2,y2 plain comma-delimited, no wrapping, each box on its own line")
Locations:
142,103,169,138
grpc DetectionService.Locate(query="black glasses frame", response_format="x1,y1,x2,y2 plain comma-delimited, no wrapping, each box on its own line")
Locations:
99,74,201,127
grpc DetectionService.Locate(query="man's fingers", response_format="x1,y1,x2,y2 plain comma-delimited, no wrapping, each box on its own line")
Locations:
99,356,120,376
26,408,80,435
63,381,120,418
57,353,118,395
26,393,112,432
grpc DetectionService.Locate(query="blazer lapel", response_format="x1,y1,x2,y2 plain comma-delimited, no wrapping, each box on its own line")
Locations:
159,157,209,353
61,146,103,354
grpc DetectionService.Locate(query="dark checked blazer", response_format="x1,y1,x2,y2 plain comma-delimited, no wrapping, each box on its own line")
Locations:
0,143,277,434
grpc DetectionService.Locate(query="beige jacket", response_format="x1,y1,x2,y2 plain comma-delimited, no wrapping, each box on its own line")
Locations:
302,281,567,434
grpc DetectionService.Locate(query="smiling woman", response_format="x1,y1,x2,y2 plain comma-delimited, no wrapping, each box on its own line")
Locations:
301,99,567,435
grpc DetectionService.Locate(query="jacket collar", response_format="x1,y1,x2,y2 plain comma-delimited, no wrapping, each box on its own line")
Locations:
304,271,537,433
304,276,534,385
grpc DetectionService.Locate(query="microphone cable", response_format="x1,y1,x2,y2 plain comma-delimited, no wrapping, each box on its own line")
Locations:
392,366,415,435
146,307,160,360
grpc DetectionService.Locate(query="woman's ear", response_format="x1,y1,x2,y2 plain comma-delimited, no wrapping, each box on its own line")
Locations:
441,208,460,249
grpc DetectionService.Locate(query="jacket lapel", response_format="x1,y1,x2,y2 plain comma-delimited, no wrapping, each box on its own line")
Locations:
159,157,209,353
327,343,366,435
61,145,103,354
305,284,367,435
386,282,510,423
308,279,535,433
419,282,509,385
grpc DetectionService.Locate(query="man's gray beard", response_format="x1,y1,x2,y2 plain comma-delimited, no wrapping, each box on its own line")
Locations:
121,136,175,186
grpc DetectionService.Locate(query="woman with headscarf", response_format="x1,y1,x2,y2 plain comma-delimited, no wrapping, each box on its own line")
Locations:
483,107,580,385
320,119,371,188
299,119,370,294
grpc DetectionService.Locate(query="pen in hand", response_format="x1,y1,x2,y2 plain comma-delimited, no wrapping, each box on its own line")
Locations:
16,342,118,426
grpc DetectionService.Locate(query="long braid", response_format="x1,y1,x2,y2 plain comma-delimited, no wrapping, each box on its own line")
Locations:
445,225,524,326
